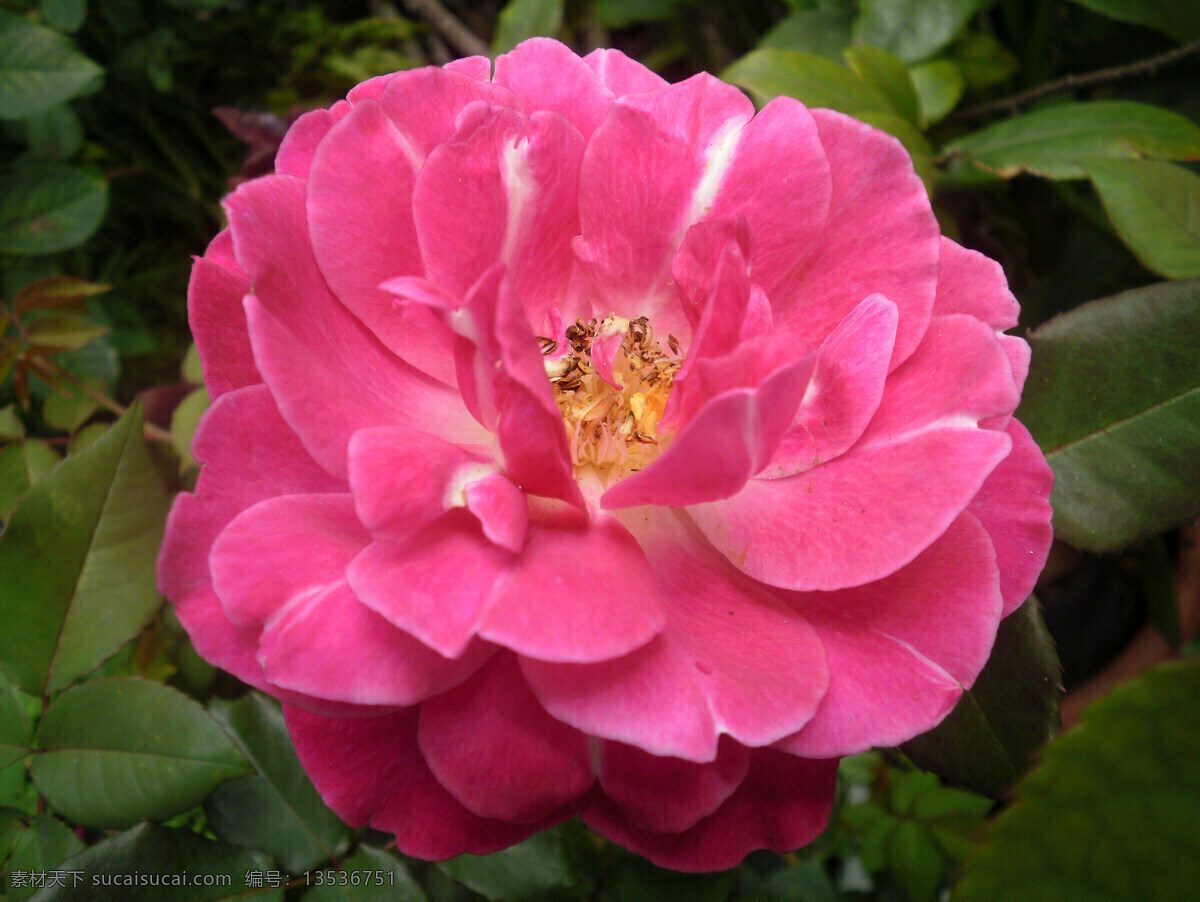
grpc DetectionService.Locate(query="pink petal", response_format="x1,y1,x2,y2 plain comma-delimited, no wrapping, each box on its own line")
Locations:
226,175,485,478
582,47,669,97
285,705,567,858
706,97,832,295
465,471,529,552
858,314,1021,447
671,220,755,362
412,106,584,326
970,419,1054,616
932,236,1019,330
523,510,828,761
769,109,939,368
445,55,492,80
260,580,491,706
305,99,456,385
347,511,512,659
763,294,897,479
187,252,259,398
691,427,1012,591
779,512,1002,757
481,516,666,663
494,38,614,139
418,654,593,822
573,74,754,338
275,107,339,180
578,750,837,872
1000,334,1031,394
210,493,368,627
601,353,813,508
594,735,750,834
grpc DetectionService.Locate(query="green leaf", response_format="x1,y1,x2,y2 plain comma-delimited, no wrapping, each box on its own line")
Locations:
181,343,204,384
887,821,944,902
40,0,88,34
1065,0,1200,42
853,0,985,63
205,694,351,874
1,812,85,900
32,822,284,901
492,0,563,54
0,10,102,120
0,404,168,696
32,678,249,828
944,33,1018,89
0,405,24,441
909,60,964,127
758,8,856,60
24,313,107,351
944,101,1200,180
13,275,109,316
890,770,940,815
171,386,209,474
42,382,98,433
843,45,920,127
67,421,107,454
301,846,428,902
955,658,1200,901
0,162,108,255
595,0,679,28
902,600,1062,800
1085,159,1200,279
608,854,735,902
1018,279,1200,551
0,439,60,522
1139,536,1180,648
439,830,577,901
0,675,30,771
912,786,991,821
4,103,83,159
760,859,836,902
722,49,893,115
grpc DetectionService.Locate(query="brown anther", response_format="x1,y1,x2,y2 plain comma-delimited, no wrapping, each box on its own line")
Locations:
537,336,558,355
668,334,680,355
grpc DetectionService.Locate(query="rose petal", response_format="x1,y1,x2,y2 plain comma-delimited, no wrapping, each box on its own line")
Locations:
494,38,613,139
188,235,259,398
932,236,1019,330
582,47,669,97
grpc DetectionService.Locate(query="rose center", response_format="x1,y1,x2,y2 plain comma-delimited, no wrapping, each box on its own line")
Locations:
542,315,680,478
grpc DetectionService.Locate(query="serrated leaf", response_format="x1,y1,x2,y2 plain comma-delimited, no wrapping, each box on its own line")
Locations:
14,275,109,316
24,313,107,351
0,439,60,521
844,45,920,127
42,382,98,433
1065,0,1200,41
722,48,894,115
0,10,102,120
1018,279,1200,551
0,674,30,771
758,7,855,60
491,0,563,54
439,830,577,901
853,0,985,63
955,659,1200,901
1085,159,1200,279
32,822,283,901
206,694,351,873
0,405,24,440
0,404,168,695
1,811,85,900
0,162,108,255
887,821,944,902
909,60,964,127
301,846,427,902
944,101,1200,180
32,678,249,828
902,600,1062,799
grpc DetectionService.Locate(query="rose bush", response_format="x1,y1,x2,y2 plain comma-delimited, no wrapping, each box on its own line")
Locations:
158,38,1053,871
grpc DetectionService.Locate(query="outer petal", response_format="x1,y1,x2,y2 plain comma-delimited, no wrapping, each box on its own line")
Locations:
931,236,1019,330
494,38,613,139
769,109,938,368
691,427,1012,591
523,510,828,761
347,511,513,659
970,419,1054,616
481,516,666,663
259,580,491,707
779,512,1002,757
582,47,669,97
418,654,593,822
226,175,485,478
578,750,837,873
275,107,341,180
593,736,750,834
285,706,567,859
306,99,455,385
188,233,259,397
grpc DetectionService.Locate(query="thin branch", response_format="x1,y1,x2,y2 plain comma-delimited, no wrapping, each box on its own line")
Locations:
398,0,490,58
951,38,1200,124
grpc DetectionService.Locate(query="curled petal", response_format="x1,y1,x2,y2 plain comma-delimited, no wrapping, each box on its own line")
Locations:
582,47,669,97
188,233,259,398
494,37,614,139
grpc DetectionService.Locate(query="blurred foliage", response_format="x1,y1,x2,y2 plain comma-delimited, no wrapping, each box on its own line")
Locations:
1,0,1199,899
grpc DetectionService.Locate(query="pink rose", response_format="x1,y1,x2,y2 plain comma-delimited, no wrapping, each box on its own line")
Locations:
159,39,1053,871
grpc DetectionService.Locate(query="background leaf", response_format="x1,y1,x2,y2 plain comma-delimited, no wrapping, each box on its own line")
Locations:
1065,0,1200,42
301,846,427,902
1018,279,1200,552
438,830,577,901
909,60,964,127
0,10,102,120
32,678,249,828
491,0,564,54
0,403,167,695
0,162,108,256
843,45,920,127
0,811,85,901
0,440,59,521
853,0,986,63
945,101,1200,180
757,7,855,60
1085,159,1200,279
722,48,893,115
902,600,1062,799
955,658,1200,900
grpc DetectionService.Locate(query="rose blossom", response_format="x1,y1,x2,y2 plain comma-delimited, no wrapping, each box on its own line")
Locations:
158,38,1053,871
